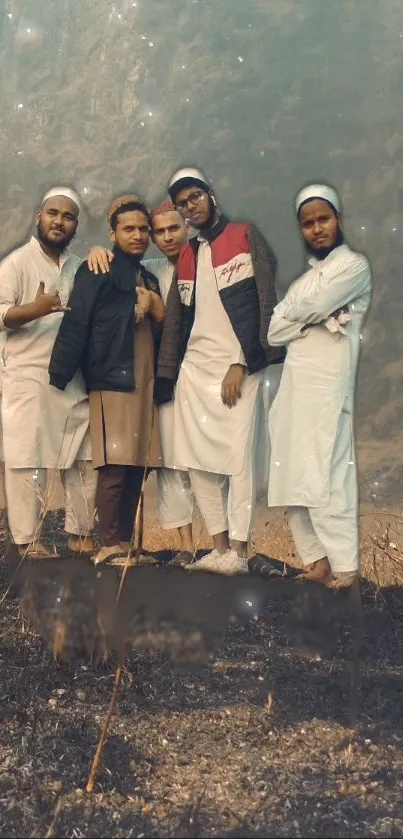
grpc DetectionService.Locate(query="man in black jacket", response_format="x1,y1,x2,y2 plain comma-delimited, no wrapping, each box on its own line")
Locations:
155,167,285,576
49,195,164,564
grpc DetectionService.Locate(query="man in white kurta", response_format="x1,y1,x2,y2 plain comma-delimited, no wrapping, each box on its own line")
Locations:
171,234,263,564
146,202,194,563
0,188,97,557
267,184,372,587
157,167,283,576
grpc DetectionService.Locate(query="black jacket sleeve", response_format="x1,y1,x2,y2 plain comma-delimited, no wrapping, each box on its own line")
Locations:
247,224,286,366
49,264,99,391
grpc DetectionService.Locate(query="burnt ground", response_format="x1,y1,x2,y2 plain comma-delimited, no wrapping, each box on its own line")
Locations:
2,511,403,838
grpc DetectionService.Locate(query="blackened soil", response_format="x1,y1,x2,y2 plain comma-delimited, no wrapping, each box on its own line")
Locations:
1,511,403,838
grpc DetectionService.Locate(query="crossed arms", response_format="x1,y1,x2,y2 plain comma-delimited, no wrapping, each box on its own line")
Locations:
268,253,372,346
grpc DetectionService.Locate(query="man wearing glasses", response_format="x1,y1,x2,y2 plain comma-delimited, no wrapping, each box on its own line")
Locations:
155,167,285,575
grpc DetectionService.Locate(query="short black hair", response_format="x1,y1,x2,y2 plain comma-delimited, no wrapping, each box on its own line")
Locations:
109,201,151,230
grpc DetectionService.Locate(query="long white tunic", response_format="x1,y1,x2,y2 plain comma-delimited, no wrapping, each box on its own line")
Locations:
169,238,262,476
267,244,372,507
0,236,91,469
145,256,177,467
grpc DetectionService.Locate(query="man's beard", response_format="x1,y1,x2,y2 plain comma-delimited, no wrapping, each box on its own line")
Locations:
37,221,76,254
189,196,218,231
114,243,145,264
305,225,344,260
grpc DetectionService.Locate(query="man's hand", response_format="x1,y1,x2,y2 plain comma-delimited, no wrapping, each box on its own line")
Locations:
3,282,70,330
324,304,351,335
221,364,246,408
87,246,114,274
330,304,349,319
34,282,71,316
136,286,152,315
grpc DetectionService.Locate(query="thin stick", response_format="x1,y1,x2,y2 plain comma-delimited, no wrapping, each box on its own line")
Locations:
137,490,144,555
116,478,147,604
86,665,122,793
44,796,63,839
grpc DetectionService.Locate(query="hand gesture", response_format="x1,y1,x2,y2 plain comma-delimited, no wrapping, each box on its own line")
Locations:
87,246,114,274
221,363,246,408
34,282,71,317
136,286,152,315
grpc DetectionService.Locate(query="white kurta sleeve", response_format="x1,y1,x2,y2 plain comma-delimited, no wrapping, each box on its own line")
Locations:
282,256,371,326
267,293,310,346
232,345,247,366
0,256,20,331
268,312,308,346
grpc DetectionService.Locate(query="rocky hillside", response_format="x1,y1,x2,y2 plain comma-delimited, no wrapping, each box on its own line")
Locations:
1,0,403,498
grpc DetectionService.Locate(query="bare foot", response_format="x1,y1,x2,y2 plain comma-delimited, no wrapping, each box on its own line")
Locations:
17,541,55,559
67,535,95,554
119,541,132,552
327,572,359,590
296,556,332,584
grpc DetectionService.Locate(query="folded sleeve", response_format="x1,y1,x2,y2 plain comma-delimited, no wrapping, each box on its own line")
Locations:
0,256,20,331
268,307,309,346
283,256,372,325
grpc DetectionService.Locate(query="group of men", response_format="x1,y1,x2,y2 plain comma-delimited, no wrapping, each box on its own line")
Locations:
0,167,372,589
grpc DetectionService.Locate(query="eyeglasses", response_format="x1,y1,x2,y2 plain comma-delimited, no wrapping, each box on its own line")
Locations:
175,190,206,211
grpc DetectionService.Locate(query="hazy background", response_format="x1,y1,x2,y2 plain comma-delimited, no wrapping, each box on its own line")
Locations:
1,0,403,501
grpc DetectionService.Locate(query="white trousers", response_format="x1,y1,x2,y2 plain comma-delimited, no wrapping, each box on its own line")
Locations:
287,504,359,575
185,393,259,543
287,412,359,574
5,462,97,545
157,467,193,530
188,460,256,543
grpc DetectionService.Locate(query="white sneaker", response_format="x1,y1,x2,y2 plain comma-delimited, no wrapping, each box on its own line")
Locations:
188,548,249,576
93,545,126,565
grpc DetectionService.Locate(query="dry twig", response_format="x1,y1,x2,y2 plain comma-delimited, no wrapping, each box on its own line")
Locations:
86,665,123,793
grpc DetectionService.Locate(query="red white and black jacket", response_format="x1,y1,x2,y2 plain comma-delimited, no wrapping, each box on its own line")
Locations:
155,215,285,404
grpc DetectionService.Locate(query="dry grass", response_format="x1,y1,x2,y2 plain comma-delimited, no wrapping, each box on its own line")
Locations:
2,472,403,837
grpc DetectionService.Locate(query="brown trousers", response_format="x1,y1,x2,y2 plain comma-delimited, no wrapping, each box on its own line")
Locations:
95,465,145,547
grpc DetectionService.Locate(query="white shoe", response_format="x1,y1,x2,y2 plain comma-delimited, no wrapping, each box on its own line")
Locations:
188,548,249,576
93,545,126,565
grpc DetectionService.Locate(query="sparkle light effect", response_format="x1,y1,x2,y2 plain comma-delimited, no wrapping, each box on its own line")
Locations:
14,19,45,47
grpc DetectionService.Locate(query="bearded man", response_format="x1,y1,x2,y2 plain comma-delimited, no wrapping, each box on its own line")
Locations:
156,167,285,576
267,184,372,588
0,188,96,557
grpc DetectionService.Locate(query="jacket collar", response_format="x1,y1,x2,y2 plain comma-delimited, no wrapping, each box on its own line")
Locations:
193,214,229,246
109,246,141,292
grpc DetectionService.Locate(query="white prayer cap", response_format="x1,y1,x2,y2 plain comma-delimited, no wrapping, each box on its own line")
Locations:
168,167,210,199
295,183,341,216
41,187,81,213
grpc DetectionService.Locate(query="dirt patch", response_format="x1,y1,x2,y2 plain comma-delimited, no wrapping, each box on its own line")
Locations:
1,510,403,838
